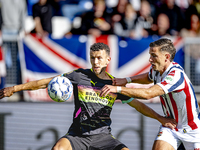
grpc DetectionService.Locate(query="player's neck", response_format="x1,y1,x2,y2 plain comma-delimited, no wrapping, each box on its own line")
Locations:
97,72,112,80
91,68,112,80
159,62,171,75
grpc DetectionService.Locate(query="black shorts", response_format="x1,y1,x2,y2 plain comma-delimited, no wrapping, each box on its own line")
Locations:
62,133,128,150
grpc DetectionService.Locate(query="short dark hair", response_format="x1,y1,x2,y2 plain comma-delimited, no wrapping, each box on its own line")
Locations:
90,43,110,56
149,38,176,62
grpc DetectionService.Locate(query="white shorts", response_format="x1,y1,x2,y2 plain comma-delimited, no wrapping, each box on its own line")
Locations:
155,126,200,150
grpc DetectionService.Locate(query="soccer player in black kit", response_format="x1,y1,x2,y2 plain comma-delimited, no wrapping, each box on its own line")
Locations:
0,43,177,150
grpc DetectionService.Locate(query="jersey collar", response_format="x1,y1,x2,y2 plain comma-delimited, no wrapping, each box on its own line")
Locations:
90,68,114,79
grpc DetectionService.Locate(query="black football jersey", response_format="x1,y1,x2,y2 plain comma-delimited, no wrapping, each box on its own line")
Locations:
62,68,131,136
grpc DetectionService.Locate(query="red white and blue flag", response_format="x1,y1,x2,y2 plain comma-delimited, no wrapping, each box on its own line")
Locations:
0,43,6,89
20,34,184,102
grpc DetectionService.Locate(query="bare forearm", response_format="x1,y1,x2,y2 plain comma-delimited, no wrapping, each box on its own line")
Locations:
35,17,44,34
13,78,53,93
128,99,161,120
121,87,153,99
0,77,55,99
112,72,152,86
129,72,152,84
128,100,177,130
120,84,164,99
136,104,176,128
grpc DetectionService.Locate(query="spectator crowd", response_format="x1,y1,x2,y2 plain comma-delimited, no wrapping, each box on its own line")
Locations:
52,0,200,39
0,0,199,39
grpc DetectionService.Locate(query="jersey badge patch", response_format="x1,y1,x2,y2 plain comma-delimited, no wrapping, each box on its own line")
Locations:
164,76,174,84
157,131,163,137
183,129,187,133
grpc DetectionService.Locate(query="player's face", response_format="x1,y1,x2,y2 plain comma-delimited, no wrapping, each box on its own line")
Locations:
149,47,169,75
90,49,111,75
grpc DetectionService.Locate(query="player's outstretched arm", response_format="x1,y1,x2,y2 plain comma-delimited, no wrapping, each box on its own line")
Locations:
112,72,152,86
0,77,55,99
128,99,177,130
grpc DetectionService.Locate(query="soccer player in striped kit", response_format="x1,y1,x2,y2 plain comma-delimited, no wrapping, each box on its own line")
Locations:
100,38,200,150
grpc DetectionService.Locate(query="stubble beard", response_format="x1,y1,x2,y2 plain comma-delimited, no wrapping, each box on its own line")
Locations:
94,67,106,75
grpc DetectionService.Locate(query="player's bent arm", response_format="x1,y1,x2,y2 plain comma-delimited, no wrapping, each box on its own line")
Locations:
128,99,177,129
113,72,152,86
129,72,153,84
128,99,162,120
121,84,165,99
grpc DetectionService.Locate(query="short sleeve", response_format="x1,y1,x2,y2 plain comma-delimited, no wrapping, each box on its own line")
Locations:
157,70,185,94
32,4,40,18
62,69,81,85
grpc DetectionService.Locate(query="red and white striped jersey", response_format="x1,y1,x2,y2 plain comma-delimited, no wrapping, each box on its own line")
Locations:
149,62,200,131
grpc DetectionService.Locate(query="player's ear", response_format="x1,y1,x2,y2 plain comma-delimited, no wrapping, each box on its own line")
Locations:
106,56,111,65
165,53,170,62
